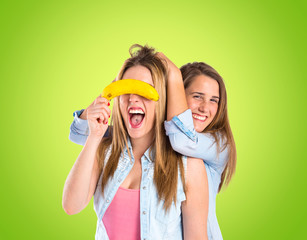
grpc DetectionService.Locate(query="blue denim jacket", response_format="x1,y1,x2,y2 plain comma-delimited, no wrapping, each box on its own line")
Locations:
69,111,186,239
69,109,227,240
164,109,229,240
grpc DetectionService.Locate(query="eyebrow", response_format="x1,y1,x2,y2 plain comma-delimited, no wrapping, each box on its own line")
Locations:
192,92,220,99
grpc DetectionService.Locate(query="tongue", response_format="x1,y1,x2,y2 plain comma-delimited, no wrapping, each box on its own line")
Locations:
131,114,144,126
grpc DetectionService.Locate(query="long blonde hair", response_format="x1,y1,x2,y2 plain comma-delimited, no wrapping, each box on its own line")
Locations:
180,62,237,192
97,44,185,210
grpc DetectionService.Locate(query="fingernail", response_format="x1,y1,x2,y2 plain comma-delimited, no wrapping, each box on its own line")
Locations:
108,102,110,106
109,115,110,118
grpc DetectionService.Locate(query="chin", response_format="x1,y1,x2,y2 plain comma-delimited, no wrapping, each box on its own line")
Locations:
195,125,206,133
127,129,143,139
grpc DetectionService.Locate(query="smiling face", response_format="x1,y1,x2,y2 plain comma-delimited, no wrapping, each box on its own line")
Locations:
185,74,220,133
119,65,156,142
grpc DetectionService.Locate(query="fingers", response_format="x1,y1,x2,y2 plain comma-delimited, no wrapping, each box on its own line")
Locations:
87,95,111,125
156,52,166,58
156,52,171,64
90,108,110,124
94,95,110,105
90,103,111,115
88,111,109,125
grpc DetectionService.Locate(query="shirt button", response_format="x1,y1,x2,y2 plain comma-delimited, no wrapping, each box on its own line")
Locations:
106,200,109,203
142,186,146,190
144,169,147,172
142,211,146,215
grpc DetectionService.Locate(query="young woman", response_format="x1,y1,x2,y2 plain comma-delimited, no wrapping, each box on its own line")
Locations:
62,45,209,240
162,54,237,240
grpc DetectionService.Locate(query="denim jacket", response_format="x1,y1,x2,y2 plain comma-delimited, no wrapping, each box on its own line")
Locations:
69,112,186,239
164,109,229,240
69,109,227,240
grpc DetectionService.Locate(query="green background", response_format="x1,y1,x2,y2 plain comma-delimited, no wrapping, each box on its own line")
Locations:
1,0,306,239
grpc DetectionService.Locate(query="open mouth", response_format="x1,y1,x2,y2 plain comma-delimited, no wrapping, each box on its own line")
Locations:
128,108,145,128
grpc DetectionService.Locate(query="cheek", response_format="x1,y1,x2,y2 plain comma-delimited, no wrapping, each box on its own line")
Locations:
119,95,128,105
118,98,127,120
145,102,156,124
149,104,156,120
186,98,197,110
211,105,218,118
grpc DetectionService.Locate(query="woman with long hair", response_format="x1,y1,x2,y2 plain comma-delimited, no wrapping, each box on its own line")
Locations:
70,50,237,239
62,45,208,239
162,54,237,239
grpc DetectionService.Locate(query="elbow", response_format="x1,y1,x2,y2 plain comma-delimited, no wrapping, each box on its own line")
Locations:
68,132,84,146
63,207,75,215
62,201,80,215
68,132,78,145
68,131,75,143
169,136,192,156
169,136,182,152
62,195,82,215
62,198,75,215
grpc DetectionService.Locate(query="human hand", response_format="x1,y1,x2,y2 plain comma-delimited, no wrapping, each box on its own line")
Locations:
79,78,116,120
87,96,111,138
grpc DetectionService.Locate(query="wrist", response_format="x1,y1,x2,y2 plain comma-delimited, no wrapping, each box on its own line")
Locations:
87,134,103,145
79,109,87,120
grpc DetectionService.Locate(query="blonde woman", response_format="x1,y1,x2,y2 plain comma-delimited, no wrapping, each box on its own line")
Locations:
70,52,236,239
62,45,208,240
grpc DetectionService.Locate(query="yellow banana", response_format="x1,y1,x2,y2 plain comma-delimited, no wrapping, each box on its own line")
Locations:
102,79,159,101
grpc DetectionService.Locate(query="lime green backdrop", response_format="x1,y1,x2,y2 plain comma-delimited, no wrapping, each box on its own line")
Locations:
1,0,306,239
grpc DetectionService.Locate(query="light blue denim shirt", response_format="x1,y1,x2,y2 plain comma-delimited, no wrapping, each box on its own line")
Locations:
164,109,229,240
69,112,186,239
69,109,227,239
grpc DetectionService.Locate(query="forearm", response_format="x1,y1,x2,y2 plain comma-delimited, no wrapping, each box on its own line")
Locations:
79,108,87,120
62,135,101,214
166,70,188,121
157,52,188,121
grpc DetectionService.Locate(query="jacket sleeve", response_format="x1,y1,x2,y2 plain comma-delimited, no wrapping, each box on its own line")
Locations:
164,109,228,173
69,109,90,146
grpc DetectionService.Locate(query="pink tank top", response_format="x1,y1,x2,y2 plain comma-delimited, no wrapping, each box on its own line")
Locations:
102,187,140,240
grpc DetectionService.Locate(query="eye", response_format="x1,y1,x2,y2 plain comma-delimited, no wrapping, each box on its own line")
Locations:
193,94,202,100
211,98,219,103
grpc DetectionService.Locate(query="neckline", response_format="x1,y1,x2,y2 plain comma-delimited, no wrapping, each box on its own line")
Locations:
118,186,140,192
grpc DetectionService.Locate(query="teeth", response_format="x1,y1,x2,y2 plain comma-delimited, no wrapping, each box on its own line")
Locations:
193,114,207,121
129,109,145,114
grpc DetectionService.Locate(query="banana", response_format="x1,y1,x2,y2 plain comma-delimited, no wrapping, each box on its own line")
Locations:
102,79,159,101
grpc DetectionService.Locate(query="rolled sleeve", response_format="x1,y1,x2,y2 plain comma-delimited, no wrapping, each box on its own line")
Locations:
69,109,89,146
71,109,89,135
164,109,228,173
164,109,196,142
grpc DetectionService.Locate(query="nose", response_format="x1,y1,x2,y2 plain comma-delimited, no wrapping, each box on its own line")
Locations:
198,101,209,113
129,94,140,102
